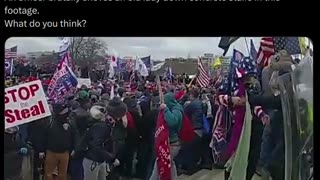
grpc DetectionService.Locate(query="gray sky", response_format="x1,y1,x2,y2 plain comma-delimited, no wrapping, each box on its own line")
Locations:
5,37,262,60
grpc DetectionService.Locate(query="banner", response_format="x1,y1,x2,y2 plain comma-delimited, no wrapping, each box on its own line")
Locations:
5,80,51,129
47,65,78,103
77,78,91,88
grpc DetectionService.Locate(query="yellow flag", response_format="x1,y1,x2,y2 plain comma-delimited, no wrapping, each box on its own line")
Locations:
299,37,307,55
213,57,222,69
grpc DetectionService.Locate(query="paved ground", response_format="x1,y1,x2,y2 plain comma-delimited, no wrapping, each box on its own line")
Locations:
178,169,262,180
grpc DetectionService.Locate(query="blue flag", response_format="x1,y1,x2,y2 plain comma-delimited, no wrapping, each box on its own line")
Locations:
165,66,174,82
5,59,14,76
228,49,244,92
273,37,301,55
141,56,152,70
47,66,78,103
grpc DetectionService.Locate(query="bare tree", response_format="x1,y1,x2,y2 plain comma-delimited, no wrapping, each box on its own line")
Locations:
68,37,107,68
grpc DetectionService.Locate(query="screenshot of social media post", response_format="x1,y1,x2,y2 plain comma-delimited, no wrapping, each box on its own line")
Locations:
2,0,285,33
4,36,313,180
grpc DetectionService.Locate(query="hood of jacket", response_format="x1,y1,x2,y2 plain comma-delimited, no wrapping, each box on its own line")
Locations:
164,92,183,112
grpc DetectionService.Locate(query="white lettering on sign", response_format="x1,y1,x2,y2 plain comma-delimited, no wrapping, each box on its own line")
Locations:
5,80,51,129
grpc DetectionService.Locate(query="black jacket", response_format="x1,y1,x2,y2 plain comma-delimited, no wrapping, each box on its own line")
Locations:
139,109,158,144
27,116,51,150
69,107,91,137
80,120,115,163
40,118,78,153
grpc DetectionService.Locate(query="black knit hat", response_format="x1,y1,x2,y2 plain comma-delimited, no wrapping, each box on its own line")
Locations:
52,103,69,115
107,97,127,119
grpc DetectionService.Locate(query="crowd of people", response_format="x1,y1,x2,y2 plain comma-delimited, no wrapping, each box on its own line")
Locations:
4,49,311,180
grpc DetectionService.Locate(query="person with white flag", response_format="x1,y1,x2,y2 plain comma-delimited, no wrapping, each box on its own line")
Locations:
108,48,118,67
135,56,149,77
108,62,115,79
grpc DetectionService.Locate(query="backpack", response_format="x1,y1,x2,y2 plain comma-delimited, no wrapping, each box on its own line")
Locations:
178,110,195,142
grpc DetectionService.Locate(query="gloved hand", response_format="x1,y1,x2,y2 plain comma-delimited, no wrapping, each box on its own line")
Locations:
70,150,75,157
113,159,120,167
39,152,45,159
18,147,28,155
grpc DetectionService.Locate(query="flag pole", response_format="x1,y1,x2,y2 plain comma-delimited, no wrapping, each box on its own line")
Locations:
10,58,14,76
244,37,250,56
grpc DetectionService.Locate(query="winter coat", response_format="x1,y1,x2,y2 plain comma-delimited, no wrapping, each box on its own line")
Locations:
27,116,51,150
163,92,183,143
79,120,115,163
69,107,91,137
184,98,204,130
39,117,78,153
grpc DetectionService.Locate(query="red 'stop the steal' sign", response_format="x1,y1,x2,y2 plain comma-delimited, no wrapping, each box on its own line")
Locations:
5,80,52,129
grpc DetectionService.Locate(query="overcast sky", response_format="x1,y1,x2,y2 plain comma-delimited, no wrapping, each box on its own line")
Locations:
5,37,263,60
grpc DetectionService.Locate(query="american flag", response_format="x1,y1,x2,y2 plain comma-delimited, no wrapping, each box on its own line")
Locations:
196,58,210,88
257,37,302,67
129,71,135,85
57,51,72,70
5,46,18,59
229,49,244,92
257,37,275,67
273,37,301,55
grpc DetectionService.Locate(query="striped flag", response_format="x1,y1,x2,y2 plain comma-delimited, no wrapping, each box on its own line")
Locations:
5,46,18,59
129,72,135,85
196,58,210,88
257,37,275,67
57,51,72,70
273,37,301,55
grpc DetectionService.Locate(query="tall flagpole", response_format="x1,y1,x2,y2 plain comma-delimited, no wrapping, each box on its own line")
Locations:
244,37,250,56
10,58,14,76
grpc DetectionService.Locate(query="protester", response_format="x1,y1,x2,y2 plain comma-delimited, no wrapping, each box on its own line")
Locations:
176,89,204,175
149,92,183,180
4,126,29,180
27,117,51,180
106,97,129,180
39,103,78,180
78,103,115,180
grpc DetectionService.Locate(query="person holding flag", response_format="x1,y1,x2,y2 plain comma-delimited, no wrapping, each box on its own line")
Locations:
149,78,184,180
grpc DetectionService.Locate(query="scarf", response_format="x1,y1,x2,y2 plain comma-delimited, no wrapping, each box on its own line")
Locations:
154,110,171,180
